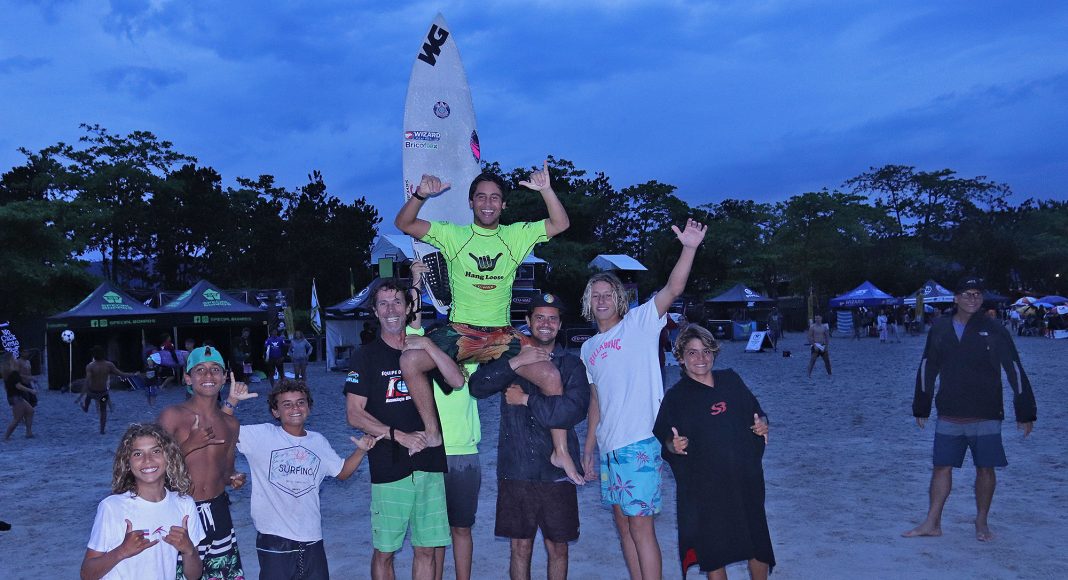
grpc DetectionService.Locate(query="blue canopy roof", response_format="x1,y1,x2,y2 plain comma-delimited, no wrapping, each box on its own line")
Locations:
829,281,900,308
707,283,775,304
903,279,955,305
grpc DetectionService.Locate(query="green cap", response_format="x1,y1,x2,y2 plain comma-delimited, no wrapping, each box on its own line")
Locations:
185,346,226,373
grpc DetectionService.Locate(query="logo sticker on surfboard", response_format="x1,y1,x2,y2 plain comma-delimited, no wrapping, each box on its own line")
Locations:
470,131,480,162
433,101,450,118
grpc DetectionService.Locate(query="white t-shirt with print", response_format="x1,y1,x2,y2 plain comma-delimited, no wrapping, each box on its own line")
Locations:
237,423,345,542
87,490,205,580
580,299,667,454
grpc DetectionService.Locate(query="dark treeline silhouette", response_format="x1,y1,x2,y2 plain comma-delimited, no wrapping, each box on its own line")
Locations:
2,126,1066,324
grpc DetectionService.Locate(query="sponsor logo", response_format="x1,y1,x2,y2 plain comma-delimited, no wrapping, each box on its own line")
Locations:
470,131,480,162
474,284,497,291
404,141,438,150
101,291,134,311
385,376,410,402
570,334,591,344
201,289,232,307
512,296,532,305
91,319,109,328
269,446,321,497
404,130,440,141
433,101,450,119
346,371,360,384
587,338,622,366
417,24,450,67
470,252,502,272
710,402,727,415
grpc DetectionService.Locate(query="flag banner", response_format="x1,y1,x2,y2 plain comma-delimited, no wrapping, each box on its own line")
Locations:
310,278,323,335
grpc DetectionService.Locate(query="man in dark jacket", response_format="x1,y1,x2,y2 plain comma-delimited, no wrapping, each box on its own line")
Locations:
903,276,1037,542
469,294,590,580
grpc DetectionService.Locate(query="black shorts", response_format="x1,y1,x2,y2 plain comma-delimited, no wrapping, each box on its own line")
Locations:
495,479,578,543
444,454,481,528
256,532,329,580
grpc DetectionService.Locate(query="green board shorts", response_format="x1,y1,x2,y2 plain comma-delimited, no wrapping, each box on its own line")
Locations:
371,471,451,553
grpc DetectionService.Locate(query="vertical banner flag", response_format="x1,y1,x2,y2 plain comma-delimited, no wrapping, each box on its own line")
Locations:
310,278,323,335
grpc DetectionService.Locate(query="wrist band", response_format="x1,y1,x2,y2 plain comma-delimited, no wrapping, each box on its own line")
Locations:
223,400,235,409
411,191,427,201
389,427,396,441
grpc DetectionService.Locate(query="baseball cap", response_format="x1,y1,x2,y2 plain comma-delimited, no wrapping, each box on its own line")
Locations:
955,276,985,294
185,345,226,373
528,292,565,314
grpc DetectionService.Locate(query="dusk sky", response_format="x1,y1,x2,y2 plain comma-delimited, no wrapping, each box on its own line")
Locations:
3,1,1066,233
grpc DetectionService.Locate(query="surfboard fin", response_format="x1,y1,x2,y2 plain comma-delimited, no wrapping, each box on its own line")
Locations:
422,252,452,306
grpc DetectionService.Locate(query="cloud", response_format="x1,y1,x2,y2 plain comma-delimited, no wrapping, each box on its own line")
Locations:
99,65,186,97
0,56,51,74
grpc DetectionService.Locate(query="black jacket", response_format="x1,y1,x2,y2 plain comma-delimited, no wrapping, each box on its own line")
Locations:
469,343,590,482
913,313,1037,422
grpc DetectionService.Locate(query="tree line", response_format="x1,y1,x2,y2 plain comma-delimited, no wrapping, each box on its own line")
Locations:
2,125,1066,324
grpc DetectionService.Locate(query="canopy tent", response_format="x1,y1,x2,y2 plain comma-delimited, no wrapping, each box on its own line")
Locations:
903,280,955,305
159,280,267,326
323,278,435,371
1037,295,1068,306
707,284,775,304
589,254,648,272
45,281,169,389
829,281,900,308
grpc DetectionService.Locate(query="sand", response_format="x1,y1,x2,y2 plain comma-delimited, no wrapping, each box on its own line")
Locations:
2,331,1065,579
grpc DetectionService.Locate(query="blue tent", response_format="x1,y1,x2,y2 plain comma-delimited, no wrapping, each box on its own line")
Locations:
707,283,775,304
829,281,900,308
903,279,955,305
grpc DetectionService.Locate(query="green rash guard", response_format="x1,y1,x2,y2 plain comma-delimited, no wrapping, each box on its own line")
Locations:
421,220,549,327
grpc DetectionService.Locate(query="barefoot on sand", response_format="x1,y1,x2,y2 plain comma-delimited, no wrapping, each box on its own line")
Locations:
901,524,942,538
552,448,585,485
976,523,994,542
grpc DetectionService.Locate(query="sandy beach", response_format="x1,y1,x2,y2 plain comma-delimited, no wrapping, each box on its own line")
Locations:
2,330,1064,579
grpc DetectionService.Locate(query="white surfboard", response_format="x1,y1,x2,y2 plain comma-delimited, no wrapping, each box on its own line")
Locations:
403,13,481,315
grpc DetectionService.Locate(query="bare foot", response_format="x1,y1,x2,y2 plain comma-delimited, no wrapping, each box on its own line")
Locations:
975,523,994,542
902,523,942,538
552,448,585,485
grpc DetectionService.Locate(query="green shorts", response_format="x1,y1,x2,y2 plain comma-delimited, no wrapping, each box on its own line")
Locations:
371,471,451,553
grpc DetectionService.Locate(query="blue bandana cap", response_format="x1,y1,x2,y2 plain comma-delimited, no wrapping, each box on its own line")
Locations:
185,346,226,373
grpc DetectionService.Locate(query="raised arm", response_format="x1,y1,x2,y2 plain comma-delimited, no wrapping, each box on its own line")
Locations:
395,174,451,239
653,219,708,317
519,160,570,238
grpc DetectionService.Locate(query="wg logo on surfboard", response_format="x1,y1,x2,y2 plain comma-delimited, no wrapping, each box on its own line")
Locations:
417,24,450,66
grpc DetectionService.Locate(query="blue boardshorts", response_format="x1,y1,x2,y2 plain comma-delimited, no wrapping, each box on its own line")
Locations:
933,419,1008,468
600,436,663,516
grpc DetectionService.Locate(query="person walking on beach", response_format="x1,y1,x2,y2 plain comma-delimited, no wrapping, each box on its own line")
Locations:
158,346,247,579
470,293,590,580
394,165,585,486
289,330,313,381
3,351,36,440
264,329,288,387
344,280,465,580
903,276,1037,542
580,219,707,580
806,315,832,377
77,345,137,434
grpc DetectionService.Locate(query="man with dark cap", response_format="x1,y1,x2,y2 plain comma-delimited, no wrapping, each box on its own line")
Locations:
903,276,1037,542
469,293,590,580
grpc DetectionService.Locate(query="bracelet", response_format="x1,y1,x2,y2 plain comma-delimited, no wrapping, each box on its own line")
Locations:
223,400,236,410
389,427,396,441
411,191,427,201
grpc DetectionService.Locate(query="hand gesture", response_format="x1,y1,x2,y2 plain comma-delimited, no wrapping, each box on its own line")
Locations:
581,453,598,482
228,372,258,402
510,344,551,370
162,515,196,556
184,414,225,453
751,413,769,444
229,472,247,490
504,384,529,406
670,427,689,455
671,218,707,249
416,174,451,199
402,335,433,352
351,433,386,451
518,160,553,193
410,260,428,290
117,519,158,559
395,430,428,454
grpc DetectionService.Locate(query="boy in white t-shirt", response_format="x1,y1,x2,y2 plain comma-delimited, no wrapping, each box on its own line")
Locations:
82,423,205,580
579,219,707,580
226,377,380,579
